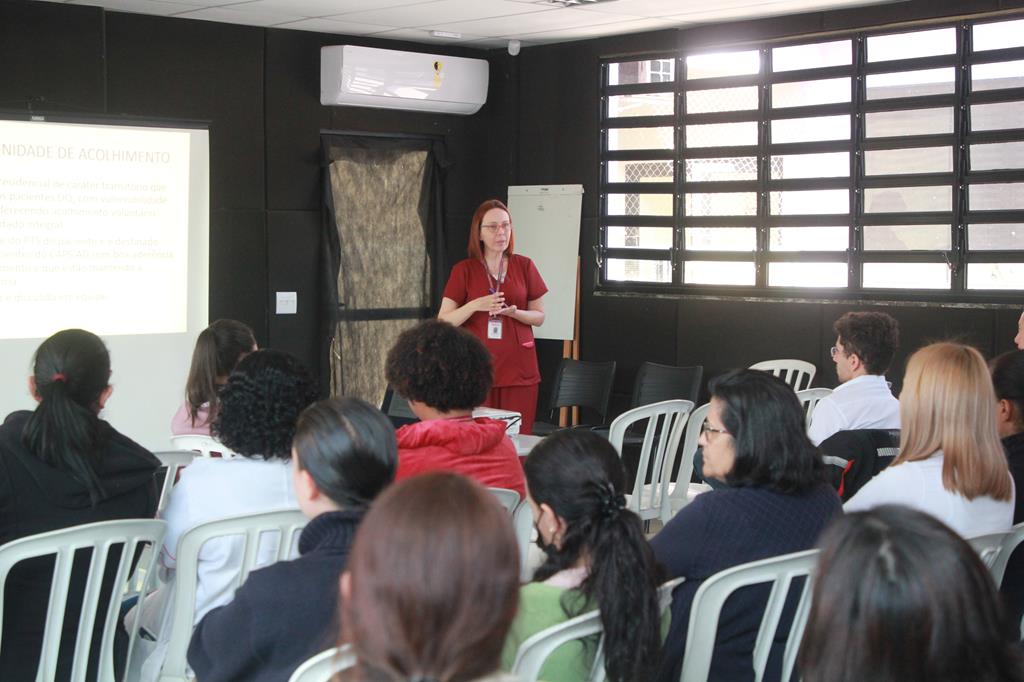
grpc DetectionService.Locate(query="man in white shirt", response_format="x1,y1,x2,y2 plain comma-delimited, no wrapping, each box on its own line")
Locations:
808,311,901,445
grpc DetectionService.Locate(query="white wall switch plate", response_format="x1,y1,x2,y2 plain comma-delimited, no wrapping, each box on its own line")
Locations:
276,291,297,315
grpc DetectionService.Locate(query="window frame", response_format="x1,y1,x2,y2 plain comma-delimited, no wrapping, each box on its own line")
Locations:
597,16,1024,302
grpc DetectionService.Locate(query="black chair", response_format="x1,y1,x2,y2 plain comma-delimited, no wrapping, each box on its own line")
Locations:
632,361,703,407
819,428,901,502
532,359,617,436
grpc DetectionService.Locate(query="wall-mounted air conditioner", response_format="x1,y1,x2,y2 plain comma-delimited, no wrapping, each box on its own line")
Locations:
320,45,489,115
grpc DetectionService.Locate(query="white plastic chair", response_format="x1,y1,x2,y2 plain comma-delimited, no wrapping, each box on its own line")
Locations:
0,519,167,682
288,644,356,682
749,359,817,391
989,522,1024,589
679,548,819,682
169,434,239,459
151,451,198,516
661,402,713,524
488,487,521,514
969,528,1019,582
609,399,693,526
795,387,832,428
152,509,308,682
511,575,685,682
513,499,537,582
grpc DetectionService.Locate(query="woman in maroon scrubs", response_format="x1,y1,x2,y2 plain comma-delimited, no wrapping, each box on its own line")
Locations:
438,199,547,434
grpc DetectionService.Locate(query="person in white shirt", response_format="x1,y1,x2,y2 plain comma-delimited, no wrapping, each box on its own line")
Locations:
808,311,900,446
136,349,318,682
844,342,1015,538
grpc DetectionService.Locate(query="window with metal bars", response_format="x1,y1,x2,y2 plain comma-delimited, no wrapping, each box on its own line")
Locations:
599,16,1024,299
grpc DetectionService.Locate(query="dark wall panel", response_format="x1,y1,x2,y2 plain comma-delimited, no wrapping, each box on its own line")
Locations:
209,209,267,345
267,210,320,375
0,2,105,113
105,13,265,211
265,29,334,212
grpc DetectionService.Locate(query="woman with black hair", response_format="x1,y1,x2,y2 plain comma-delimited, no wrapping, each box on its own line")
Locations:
0,329,159,680
171,319,256,436
799,505,1024,682
138,349,318,681
187,397,398,682
651,369,841,682
501,429,664,682
991,349,1024,635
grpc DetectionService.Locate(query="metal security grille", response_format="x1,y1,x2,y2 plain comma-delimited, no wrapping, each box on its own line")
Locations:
599,15,1024,300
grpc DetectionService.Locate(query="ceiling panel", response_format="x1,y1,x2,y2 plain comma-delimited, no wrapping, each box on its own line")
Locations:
47,0,904,45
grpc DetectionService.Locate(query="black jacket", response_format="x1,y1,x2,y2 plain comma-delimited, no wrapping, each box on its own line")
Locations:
1001,431,1024,633
0,409,159,681
188,509,364,682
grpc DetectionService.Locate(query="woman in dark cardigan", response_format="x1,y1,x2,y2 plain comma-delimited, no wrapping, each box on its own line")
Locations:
0,329,159,681
651,369,842,682
187,397,398,682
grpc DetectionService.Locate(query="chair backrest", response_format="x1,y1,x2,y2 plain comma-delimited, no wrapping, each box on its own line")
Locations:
968,529,1019,585
512,608,604,682
680,548,819,682
795,387,833,428
512,499,537,582
488,487,521,514
512,575,687,682
159,509,307,682
609,399,693,522
0,519,167,682
288,644,356,682
632,362,703,408
663,402,710,517
819,429,900,501
549,359,617,423
749,359,817,391
990,522,1024,589
169,434,239,459
151,451,198,516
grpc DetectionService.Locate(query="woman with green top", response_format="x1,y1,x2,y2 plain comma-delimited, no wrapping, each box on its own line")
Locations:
501,429,665,682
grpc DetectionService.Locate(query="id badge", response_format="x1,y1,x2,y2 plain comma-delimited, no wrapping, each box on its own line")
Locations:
487,317,503,340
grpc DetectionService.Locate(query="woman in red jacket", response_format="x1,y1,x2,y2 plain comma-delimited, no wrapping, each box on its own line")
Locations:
438,199,547,434
384,319,525,497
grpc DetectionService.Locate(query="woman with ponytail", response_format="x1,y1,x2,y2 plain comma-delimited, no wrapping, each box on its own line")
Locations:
171,319,256,435
501,429,665,682
0,329,159,680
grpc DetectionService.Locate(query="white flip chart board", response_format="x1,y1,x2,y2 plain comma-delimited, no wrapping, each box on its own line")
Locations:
507,184,583,341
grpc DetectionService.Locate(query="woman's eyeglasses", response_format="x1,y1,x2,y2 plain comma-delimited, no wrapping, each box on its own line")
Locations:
481,222,511,232
700,420,729,437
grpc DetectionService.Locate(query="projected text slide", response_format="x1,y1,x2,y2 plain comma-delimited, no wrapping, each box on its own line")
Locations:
0,120,191,339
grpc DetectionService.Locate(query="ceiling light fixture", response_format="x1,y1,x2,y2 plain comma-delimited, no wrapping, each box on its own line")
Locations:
430,30,462,39
543,0,614,6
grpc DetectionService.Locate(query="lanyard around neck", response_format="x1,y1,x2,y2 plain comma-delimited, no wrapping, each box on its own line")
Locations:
484,255,506,294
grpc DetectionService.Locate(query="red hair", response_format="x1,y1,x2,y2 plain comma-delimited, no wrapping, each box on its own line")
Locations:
467,199,514,260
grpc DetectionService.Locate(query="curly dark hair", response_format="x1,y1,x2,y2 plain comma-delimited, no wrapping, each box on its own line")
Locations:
212,349,318,459
833,311,899,375
384,320,493,413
